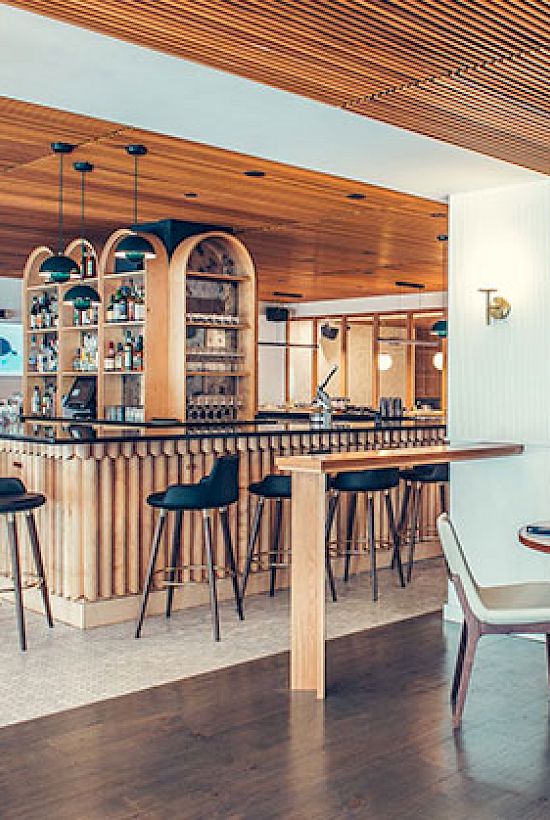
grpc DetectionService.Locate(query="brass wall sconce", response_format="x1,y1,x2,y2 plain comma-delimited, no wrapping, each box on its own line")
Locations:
478,288,511,325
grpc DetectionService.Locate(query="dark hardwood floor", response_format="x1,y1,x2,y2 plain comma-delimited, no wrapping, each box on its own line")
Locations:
1,613,550,819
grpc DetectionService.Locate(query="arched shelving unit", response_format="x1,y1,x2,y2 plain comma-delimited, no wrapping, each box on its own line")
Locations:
168,231,257,421
23,229,170,420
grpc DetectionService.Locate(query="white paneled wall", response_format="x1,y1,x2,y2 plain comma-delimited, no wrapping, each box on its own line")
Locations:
447,180,550,610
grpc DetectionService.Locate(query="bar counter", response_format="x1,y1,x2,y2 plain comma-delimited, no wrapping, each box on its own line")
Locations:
0,418,446,628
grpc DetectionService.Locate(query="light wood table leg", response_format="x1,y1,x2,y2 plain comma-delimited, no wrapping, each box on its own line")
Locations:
290,471,327,699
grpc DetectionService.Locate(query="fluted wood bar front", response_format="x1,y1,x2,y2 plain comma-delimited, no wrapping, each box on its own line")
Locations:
0,421,446,628
276,442,524,699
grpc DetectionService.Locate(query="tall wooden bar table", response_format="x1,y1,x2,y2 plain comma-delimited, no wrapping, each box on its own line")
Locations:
276,442,524,699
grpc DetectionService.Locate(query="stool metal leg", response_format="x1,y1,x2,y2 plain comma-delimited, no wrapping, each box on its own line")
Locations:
203,509,220,641
343,491,357,582
384,492,405,588
240,496,264,600
25,511,53,628
406,483,423,582
135,509,167,638
325,491,338,602
202,510,220,641
165,510,183,618
7,514,26,651
393,481,411,569
269,498,283,597
367,496,378,602
219,506,244,621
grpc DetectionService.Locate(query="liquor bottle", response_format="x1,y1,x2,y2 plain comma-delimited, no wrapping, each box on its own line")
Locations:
82,255,96,279
124,331,133,370
114,342,123,371
104,341,115,371
30,296,39,329
28,335,38,372
106,295,115,324
118,283,128,322
31,385,41,415
133,335,144,371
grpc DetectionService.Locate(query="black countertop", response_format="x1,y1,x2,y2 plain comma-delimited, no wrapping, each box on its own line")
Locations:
0,416,446,445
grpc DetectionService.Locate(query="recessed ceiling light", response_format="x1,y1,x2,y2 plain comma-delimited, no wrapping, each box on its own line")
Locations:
437,234,448,241
184,192,198,198
431,212,446,218
346,193,366,200
362,250,375,255
244,170,265,178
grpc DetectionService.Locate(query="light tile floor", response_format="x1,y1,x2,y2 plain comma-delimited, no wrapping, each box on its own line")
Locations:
0,558,446,727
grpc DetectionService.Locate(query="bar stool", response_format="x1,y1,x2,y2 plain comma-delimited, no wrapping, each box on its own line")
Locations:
240,474,338,603
0,478,53,650
397,463,449,582
135,455,243,642
328,468,405,601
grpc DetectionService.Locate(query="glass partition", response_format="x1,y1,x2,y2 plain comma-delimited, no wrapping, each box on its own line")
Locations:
413,313,444,410
288,319,314,404
378,315,408,404
346,318,373,406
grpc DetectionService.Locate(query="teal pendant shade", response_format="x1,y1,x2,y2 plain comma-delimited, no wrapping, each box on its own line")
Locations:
39,253,79,282
63,284,101,311
114,233,155,262
430,319,448,338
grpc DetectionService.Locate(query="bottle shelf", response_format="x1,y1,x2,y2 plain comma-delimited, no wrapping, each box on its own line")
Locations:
61,370,98,376
186,321,248,330
27,327,59,334
186,271,249,282
27,372,59,377
27,283,58,291
61,325,99,332
186,370,250,377
103,271,145,279
103,370,143,376
104,320,145,327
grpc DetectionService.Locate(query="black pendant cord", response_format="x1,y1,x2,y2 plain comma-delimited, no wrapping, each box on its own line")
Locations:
80,170,86,267
58,151,64,254
134,154,138,224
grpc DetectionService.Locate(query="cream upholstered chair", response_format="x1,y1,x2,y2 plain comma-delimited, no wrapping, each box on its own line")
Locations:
437,513,550,729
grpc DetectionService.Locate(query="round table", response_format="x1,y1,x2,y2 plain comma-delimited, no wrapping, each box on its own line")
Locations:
518,525,550,554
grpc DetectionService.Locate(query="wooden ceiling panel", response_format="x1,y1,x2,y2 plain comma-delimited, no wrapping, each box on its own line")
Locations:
3,0,549,173
0,97,446,301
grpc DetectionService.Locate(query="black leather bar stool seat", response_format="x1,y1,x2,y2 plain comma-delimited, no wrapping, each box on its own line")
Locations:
240,473,337,602
397,462,449,582
0,478,53,650
326,467,405,601
135,455,243,642
248,474,291,500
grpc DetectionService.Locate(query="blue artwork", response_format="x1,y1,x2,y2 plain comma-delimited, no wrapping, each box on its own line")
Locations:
0,324,23,375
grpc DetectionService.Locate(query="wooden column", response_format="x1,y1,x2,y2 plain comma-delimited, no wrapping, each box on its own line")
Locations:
290,470,327,698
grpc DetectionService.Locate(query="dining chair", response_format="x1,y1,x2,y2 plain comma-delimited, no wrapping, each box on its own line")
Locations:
437,512,550,729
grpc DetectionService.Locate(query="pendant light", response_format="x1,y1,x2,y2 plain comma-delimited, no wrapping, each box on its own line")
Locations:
114,144,155,261
430,319,447,338
63,284,101,311
64,161,101,309
39,142,79,282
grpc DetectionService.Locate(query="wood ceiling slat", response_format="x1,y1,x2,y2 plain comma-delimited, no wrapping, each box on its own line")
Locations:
4,0,549,173
0,97,446,301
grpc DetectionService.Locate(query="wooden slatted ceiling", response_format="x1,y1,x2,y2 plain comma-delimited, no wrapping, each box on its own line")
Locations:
0,97,446,301
3,0,549,173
